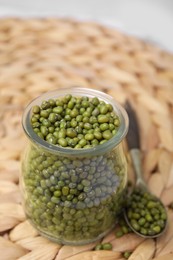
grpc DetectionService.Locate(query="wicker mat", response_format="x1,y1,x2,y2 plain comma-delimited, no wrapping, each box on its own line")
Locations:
0,18,173,260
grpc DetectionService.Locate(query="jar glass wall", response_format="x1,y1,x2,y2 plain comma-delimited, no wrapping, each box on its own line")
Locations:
21,88,129,245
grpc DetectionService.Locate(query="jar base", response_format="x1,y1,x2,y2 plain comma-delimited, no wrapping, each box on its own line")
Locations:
27,218,116,246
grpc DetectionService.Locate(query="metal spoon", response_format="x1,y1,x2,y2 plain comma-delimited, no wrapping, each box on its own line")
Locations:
124,101,167,238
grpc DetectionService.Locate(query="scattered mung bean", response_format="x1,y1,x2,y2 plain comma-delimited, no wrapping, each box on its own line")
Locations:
94,242,112,251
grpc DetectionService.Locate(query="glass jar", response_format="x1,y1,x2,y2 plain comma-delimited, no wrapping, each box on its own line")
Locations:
21,88,129,245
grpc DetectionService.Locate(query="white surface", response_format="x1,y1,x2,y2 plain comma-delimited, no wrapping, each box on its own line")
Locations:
0,0,173,53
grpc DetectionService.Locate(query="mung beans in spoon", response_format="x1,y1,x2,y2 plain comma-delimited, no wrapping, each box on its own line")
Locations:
125,187,167,237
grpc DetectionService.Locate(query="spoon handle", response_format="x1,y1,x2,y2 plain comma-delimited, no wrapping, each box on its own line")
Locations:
125,101,147,190
125,101,140,150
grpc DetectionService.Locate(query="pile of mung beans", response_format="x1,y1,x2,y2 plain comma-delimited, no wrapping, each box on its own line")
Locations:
24,145,126,243
31,94,120,148
22,94,127,244
126,188,167,236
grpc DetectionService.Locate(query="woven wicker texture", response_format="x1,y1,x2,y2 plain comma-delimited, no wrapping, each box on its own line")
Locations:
0,18,173,260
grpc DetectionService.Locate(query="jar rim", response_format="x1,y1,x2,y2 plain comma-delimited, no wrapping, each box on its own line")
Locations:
22,87,129,156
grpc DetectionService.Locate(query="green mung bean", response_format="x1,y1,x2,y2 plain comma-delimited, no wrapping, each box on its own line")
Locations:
123,251,132,259
102,242,112,250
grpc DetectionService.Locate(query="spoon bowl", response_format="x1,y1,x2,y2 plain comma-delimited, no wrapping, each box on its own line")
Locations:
124,187,167,238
